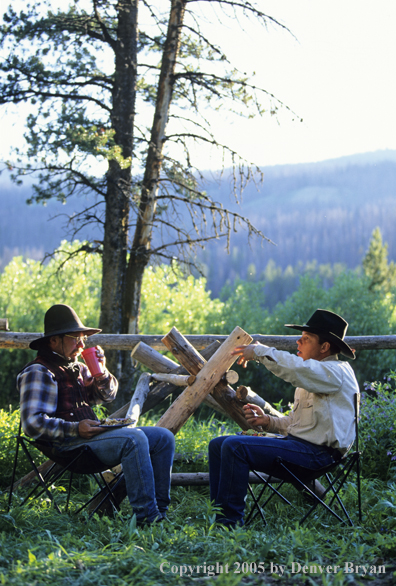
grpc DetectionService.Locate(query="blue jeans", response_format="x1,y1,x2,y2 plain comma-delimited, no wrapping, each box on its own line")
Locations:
55,426,175,523
209,434,336,526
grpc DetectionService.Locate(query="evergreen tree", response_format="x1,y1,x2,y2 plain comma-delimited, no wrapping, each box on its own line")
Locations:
362,227,396,292
0,0,294,394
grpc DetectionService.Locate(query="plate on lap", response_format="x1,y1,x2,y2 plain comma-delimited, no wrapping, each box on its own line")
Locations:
237,431,284,438
99,418,135,429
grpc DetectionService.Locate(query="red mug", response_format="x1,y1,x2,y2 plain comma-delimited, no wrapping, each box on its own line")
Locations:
81,346,103,377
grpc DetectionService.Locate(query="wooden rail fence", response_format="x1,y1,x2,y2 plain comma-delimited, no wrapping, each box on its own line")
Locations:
1,331,396,352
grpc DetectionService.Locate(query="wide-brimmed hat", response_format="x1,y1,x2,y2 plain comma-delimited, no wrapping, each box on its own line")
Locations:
284,309,355,359
29,304,101,350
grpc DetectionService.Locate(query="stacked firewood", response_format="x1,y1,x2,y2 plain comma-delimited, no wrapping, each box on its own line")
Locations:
112,326,284,432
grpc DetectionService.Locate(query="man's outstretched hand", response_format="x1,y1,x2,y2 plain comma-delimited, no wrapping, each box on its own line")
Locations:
231,343,259,368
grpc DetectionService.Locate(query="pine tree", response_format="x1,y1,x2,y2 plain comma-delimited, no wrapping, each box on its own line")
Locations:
362,227,396,292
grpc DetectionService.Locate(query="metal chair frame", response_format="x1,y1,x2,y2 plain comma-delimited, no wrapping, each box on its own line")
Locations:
246,393,362,527
8,420,123,520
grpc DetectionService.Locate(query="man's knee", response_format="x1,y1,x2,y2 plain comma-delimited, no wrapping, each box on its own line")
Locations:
159,428,175,450
121,428,149,454
209,435,232,457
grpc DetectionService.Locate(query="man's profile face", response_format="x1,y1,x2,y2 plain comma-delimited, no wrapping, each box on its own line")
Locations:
296,331,327,361
49,332,86,361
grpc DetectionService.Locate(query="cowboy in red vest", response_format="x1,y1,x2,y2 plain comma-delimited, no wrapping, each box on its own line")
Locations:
18,304,174,525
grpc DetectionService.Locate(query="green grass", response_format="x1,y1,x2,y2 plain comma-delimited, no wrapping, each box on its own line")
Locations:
1,411,396,585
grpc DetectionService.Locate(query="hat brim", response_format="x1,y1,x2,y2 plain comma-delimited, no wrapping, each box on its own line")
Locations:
29,326,101,350
284,324,355,359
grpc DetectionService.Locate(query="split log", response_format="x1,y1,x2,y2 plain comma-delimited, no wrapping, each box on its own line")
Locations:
0,318,8,331
126,372,152,424
151,373,196,386
156,326,253,434
161,327,260,431
236,386,285,418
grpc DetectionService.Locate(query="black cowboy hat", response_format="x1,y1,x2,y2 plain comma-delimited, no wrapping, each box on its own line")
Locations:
29,304,101,350
284,309,355,359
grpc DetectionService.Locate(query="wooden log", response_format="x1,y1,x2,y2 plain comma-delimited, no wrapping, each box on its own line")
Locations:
224,370,239,385
170,471,274,486
131,341,178,372
137,341,228,416
162,327,206,374
126,372,152,424
156,326,253,434
151,373,196,386
6,460,58,492
0,331,395,352
203,393,229,416
161,327,207,374
0,318,8,331
161,328,261,431
110,341,227,419
210,380,256,431
236,385,285,418
151,370,234,387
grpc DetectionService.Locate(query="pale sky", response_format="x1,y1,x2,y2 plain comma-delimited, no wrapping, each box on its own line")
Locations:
1,0,396,170
195,0,396,169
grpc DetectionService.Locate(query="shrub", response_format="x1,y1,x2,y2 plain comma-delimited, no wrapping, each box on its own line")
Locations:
359,373,396,481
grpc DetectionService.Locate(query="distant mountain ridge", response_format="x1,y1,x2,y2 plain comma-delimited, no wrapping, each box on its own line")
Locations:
194,150,396,293
1,150,396,295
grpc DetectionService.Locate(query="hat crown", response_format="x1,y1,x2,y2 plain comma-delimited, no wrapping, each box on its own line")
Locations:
305,309,348,340
29,304,101,350
284,309,354,359
44,304,85,336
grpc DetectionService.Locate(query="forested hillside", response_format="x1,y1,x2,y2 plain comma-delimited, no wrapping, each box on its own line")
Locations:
198,151,396,295
1,150,396,298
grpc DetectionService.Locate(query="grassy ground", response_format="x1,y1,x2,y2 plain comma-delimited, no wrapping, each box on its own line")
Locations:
1,413,396,585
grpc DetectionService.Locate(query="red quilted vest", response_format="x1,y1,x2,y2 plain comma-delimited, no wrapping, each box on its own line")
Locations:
32,355,97,422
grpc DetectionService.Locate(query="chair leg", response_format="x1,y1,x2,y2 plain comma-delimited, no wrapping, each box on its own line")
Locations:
8,435,130,521
356,455,362,522
7,436,22,512
245,471,293,526
277,461,350,525
74,472,123,520
65,471,74,512
18,439,63,513
246,484,267,526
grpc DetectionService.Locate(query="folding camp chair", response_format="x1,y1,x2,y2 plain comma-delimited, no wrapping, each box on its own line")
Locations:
246,393,362,526
7,419,123,520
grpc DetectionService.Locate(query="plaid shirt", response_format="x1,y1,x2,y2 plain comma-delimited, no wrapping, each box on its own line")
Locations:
17,358,118,441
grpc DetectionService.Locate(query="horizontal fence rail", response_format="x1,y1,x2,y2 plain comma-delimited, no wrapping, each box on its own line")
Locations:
1,332,396,352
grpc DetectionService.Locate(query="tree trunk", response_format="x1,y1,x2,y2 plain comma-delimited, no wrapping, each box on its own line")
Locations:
122,0,187,336
99,0,138,391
